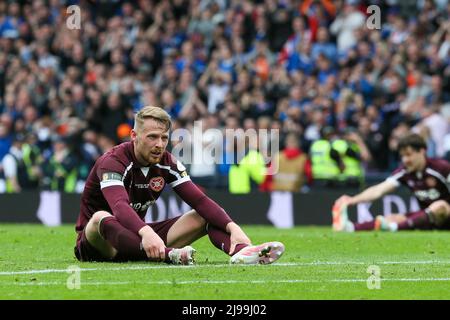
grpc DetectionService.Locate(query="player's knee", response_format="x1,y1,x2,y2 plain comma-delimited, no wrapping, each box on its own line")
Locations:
429,201,450,224
90,211,112,228
189,210,206,229
430,200,450,215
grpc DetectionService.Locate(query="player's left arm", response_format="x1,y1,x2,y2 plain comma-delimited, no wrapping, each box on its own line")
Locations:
164,153,233,230
173,181,233,230
174,181,251,253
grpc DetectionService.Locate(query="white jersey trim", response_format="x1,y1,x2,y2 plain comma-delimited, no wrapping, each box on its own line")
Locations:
426,168,450,193
385,169,406,187
122,162,134,181
155,164,182,180
100,180,125,189
169,176,191,188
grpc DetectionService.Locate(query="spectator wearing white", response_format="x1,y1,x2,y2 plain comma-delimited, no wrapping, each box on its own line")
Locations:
413,106,449,158
1,134,25,193
198,54,231,114
189,114,222,189
330,0,366,54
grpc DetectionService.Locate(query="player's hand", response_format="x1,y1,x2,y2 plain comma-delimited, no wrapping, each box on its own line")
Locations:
226,223,251,255
139,226,166,261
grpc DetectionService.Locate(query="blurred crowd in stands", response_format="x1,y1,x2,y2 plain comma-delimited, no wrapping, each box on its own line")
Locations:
0,0,450,193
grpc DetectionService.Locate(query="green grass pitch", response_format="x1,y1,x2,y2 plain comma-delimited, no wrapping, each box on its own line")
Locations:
0,224,449,299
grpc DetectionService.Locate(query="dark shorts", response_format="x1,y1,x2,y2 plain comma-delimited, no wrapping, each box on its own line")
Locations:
74,216,181,262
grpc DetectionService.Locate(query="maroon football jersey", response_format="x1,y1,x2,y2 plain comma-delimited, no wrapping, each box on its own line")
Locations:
75,141,190,236
386,158,450,209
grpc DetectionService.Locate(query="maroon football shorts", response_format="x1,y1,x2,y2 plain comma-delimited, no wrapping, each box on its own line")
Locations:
74,216,181,262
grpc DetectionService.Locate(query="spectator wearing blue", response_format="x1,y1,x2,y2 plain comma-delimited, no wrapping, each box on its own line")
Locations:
311,27,338,63
316,53,337,85
0,121,12,162
286,41,315,75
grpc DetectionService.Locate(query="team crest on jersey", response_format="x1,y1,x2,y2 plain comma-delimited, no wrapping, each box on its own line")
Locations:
149,176,165,192
426,177,437,188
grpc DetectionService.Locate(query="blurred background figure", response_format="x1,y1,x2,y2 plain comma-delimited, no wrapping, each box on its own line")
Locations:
261,132,312,193
0,133,42,193
228,132,267,194
1,134,26,193
41,136,78,193
309,126,344,188
332,127,371,188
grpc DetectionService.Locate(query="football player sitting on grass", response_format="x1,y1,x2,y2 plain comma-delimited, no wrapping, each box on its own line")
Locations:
74,106,285,265
332,133,450,232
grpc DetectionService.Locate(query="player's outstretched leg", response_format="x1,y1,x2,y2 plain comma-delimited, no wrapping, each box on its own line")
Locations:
206,224,285,265
374,202,450,231
332,203,394,232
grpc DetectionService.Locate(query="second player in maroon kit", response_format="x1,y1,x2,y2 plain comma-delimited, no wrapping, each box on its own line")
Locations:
74,106,285,264
332,133,450,232
388,159,450,210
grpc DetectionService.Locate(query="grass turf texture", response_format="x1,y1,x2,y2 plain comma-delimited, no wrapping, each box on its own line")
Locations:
0,224,449,299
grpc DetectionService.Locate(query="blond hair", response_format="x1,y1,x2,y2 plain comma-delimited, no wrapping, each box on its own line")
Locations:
134,106,172,132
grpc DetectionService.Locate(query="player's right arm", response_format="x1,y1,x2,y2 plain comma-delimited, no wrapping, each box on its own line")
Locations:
97,159,165,260
335,179,398,207
138,225,166,261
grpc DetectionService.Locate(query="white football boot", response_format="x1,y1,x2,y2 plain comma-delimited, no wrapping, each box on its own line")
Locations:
168,246,196,265
230,241,285,265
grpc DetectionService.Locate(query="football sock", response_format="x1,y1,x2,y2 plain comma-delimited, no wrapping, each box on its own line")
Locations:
206,224,248,256
397,209,433,230
100,216,172,262
354,221,376,231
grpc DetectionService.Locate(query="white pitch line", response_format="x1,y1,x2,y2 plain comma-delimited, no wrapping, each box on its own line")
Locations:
1,260,450,276
4,278,450,287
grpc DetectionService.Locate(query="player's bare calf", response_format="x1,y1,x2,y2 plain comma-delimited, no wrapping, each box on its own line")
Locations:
85,211,117,259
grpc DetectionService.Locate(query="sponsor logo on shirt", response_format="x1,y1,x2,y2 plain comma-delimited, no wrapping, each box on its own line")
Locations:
130,200,155,212
149,176,165,192
414,188,440,201
134,183,150,189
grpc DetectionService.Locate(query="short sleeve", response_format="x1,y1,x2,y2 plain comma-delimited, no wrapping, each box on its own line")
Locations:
96,156,129,189
385,168,406,188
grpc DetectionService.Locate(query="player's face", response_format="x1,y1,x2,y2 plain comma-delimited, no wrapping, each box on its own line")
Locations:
399,146,426,172
131,118,169,165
